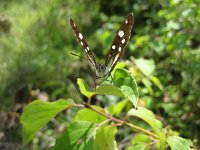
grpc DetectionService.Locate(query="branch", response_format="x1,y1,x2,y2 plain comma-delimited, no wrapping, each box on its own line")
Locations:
75,103,158,139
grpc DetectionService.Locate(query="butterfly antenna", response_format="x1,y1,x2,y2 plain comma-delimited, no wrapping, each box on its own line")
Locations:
70,52,87,60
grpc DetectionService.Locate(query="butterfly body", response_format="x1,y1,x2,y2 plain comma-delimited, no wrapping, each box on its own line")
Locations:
95,63,107,78
69,13,134,80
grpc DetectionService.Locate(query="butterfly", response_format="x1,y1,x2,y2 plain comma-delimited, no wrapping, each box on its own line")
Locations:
69,13,134,80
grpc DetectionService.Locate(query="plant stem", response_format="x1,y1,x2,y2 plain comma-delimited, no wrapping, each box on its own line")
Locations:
79,103,158,139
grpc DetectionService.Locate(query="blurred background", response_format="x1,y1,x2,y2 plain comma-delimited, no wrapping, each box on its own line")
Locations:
0,0,200,149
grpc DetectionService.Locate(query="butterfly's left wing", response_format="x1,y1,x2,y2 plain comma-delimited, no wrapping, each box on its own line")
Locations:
69,18,97,68
105,13,134,74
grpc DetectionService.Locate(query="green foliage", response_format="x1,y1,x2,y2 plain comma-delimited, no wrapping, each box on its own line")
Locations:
1,0,199,149
167,136,193,150
77,78,95,98
133,58,155,77
113,69,139,107
20,69,195,149
51,121,97,150
107,99,129,116
20,99,74,144
78,68,139,108
74,107,107,123
127,134,151,150
95,125,118,150
128,107,166,149
128,107,164,138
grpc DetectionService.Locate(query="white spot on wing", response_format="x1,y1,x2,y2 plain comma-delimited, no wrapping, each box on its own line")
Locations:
121,39,125,44
112,45,116,49
79,33,83,39
74,23,76,27
125,19,128,24
118,30,124,38
118,47,122,52
86,47,89,51
80,41,83,46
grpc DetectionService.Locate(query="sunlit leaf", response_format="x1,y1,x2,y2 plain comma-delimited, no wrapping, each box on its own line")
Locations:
113,68,139,108
127,107,165,142
149,76,163,90
96,84,124,97
127,144,148,150
95,125,118,150
167,20,180,30
77,78,95,98
131,133,151,144
132,58,155,77
74,106,107,123
127,134,150,150
107,99,129,116
20,99,74,144
114,61,128,70
142,78,153,95
77,69,139,108
167,136,192,150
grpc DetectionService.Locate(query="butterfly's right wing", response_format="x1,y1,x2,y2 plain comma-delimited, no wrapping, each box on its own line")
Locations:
69,18,97,67
105,13,134,73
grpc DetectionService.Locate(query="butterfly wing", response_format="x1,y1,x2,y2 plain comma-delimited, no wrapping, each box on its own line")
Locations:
105,13,134,74
69,18,97,67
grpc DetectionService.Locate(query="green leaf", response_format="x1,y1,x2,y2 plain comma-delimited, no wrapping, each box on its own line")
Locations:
77,78,95,98
51,121,97,150
127,144,148,150
167,136,192,150
95,125,118,150
77,69,139,108
20,99,74,144
133,58,155,77
149,76,163,90
113,68,139,108
128,107,162,132
107,99,129,116
142,78,153,95
167,20,180,30
96,84,124,97
131,133,151,144
74,106,107,123
127,134,150,150
115,61,128,69
127,107,166,146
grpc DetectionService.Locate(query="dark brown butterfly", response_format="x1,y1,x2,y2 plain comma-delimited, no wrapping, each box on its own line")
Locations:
69,13,134,79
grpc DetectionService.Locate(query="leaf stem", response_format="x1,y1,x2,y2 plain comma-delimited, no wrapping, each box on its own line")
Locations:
87,97,91,105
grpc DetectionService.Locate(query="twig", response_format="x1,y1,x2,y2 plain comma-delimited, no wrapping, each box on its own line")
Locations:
79,103,158,139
